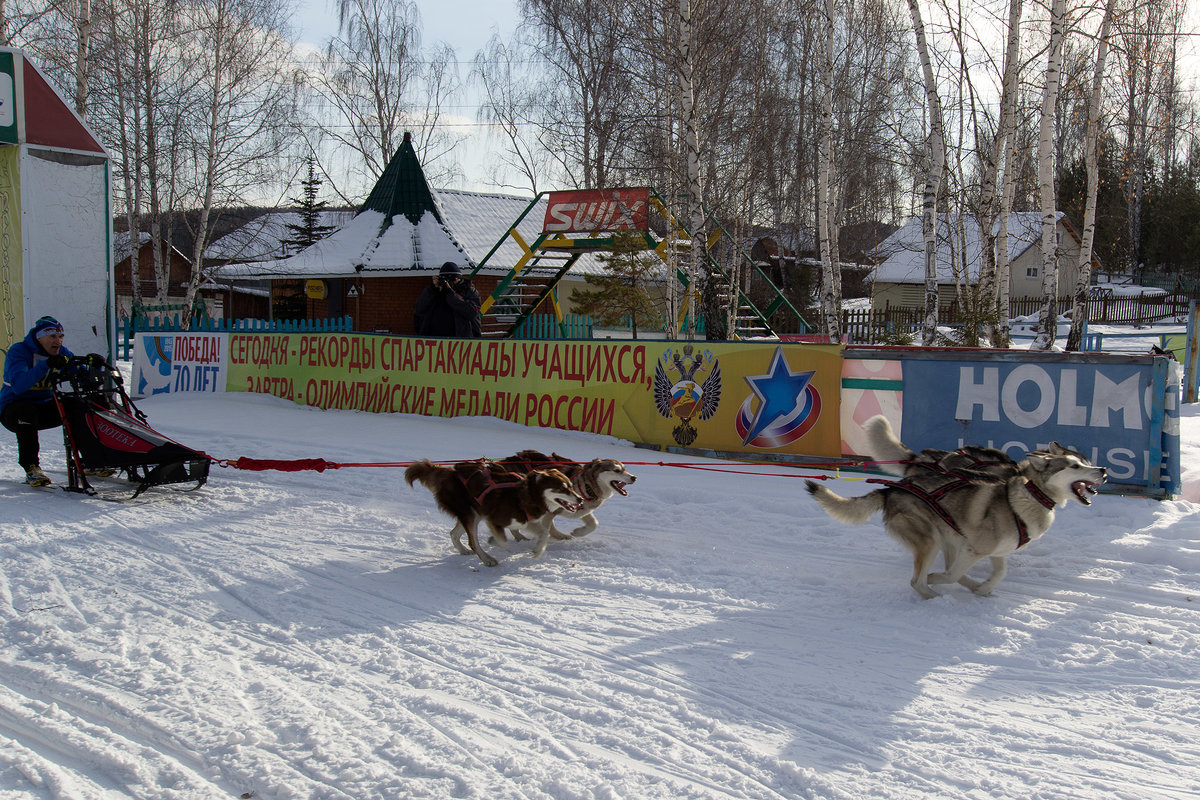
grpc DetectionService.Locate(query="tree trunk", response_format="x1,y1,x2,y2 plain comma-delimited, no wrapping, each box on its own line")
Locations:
906,0,945,347
678,0,706,341
1066,0,1116,352
980,0,1023,347
74,0,91,117
817,0,841,342
1033,0,1066,350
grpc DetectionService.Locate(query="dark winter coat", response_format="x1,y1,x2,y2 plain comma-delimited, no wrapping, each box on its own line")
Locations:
0,326,76,413
413,279,483,338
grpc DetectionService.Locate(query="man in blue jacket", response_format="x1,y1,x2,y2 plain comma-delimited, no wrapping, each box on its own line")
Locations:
1,316,78,486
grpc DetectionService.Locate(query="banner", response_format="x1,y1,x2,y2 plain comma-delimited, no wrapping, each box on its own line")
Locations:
542,188,650,234
132,332,229,397
225,333,845,458
853,349,1182,495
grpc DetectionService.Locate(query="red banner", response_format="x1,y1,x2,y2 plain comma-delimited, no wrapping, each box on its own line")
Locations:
542,188,650,234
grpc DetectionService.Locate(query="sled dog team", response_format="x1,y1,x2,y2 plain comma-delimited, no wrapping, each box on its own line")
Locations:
405,451,637,569
407,415,1107,599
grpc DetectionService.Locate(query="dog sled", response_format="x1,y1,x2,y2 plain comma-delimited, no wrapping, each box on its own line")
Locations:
49,355,211,498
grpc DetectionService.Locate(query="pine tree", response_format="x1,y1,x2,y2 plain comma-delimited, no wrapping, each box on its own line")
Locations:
570,233,666,339
283,157,337,253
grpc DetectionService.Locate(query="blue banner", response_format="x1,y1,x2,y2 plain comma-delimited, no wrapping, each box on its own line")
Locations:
901,355,1178,493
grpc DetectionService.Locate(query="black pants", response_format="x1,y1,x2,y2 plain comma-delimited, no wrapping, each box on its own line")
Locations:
0,400,62,469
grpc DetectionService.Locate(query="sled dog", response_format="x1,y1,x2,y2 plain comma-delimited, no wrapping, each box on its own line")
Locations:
405,459,583,566
807,415,1106,598
497,450,637,538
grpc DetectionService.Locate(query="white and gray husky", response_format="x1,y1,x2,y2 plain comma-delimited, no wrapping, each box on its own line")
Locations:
807,416,1106,598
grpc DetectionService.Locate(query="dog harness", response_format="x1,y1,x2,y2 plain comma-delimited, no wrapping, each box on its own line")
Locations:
504,455,595,502
869,475,1057,549
459,460,530,522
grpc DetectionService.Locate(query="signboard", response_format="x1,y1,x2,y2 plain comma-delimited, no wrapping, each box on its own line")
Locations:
843,348,1181,496
132,332,229,396
305,279,328,300
224,333,844,458
0,51,15,145
542,188,650,234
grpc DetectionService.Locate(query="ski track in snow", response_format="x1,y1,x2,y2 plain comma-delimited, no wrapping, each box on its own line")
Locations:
0,385,1198,799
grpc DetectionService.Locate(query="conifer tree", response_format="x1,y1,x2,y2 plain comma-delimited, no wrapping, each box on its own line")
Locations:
570,233,666,339
283,157,337,253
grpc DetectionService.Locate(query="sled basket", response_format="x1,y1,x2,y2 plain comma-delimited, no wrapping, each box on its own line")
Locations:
50,356,211,497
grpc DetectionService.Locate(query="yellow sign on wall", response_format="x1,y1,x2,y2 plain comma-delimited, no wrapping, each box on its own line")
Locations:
226,333,844,457
304,279,327,300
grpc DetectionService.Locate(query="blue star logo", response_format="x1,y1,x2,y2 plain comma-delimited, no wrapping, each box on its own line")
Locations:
741,347,814,445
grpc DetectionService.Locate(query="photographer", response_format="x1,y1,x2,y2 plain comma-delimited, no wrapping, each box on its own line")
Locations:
413,261,482,338
0,316,107,487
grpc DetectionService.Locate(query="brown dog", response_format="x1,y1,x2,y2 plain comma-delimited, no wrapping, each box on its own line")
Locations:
497,450,637,538
405,459,583,566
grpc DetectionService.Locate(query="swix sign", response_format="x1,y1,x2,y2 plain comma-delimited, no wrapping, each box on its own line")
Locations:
542,188,650,234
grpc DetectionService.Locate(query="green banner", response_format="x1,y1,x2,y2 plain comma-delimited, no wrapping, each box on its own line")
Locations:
0,51,17,145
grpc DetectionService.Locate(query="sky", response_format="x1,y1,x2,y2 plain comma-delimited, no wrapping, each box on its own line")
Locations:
294,0,521,59
1,345,1197,798
293,0,525,195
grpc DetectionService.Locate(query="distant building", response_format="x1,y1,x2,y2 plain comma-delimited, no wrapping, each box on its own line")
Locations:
113,232,193,316
869,212,1098,309
206,133,601,335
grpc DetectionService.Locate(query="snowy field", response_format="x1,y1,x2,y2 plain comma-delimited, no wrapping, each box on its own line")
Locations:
1,354,1198,799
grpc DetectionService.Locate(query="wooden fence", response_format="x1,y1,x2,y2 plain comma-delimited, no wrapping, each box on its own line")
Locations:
841,292,1196,345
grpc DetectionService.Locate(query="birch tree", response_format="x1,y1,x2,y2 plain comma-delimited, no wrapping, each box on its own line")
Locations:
471,33,553,194
906,0,946,346
179,0,298,318
307,0,461,199
1066,0,1116,351
976,0,1023,347
1033,0,1067,350
816,0,841,341
677,0,707,340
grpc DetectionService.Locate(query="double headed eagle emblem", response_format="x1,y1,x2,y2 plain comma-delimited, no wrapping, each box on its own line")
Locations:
653,345,722,446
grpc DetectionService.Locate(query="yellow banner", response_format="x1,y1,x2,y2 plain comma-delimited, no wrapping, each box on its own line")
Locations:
226,333,844,457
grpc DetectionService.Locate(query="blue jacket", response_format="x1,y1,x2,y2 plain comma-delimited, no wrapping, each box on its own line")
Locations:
0,326,75,413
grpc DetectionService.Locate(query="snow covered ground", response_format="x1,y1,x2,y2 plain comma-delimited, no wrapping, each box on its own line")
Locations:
1,361,1198,799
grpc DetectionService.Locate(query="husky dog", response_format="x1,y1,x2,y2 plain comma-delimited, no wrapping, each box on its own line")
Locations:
405,459,583,566
497,450,637,538
807,415,1107,598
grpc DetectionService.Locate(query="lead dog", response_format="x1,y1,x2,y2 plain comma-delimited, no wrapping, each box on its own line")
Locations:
807,416,1106,598
405,459,583,566
497,450,636,538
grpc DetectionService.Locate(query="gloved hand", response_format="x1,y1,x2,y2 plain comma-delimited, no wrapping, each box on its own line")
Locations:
46,354,68,370
86,353,108,367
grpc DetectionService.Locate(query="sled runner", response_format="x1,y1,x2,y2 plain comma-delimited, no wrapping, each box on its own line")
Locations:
49,355,211,498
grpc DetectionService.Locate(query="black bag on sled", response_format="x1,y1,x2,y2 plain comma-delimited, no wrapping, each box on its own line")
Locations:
50,355,210,498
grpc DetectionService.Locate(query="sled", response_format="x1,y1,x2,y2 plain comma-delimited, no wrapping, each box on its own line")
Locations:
49,355,211,498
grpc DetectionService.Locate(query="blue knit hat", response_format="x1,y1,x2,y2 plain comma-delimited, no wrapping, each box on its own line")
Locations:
32,316,64,339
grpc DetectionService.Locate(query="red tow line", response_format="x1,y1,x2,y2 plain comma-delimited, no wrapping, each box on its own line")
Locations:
214,456,902,482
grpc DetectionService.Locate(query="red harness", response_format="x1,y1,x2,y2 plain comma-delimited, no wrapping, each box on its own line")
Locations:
869,474,1056,549
459,460,529,522
501,456,593,502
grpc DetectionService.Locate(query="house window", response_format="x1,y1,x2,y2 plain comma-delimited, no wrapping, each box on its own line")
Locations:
1027,266,1039,278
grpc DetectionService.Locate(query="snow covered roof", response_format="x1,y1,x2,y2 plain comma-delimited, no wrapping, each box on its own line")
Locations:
204,210,356,263
113,231,150,265
208,134,606,281
870,212,1069,285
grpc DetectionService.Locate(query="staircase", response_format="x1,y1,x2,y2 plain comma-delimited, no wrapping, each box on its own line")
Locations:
471,190,809,339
